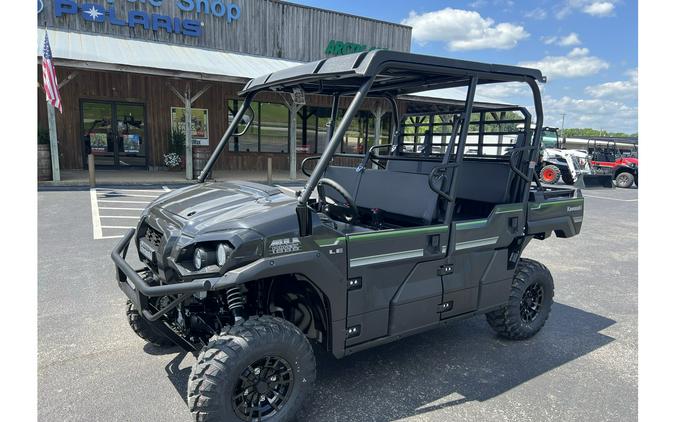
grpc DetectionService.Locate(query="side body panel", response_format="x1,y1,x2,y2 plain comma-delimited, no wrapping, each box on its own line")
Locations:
344,226,449,346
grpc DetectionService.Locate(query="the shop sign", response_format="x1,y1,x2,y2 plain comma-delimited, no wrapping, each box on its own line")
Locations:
325,40,386,56
47,0,241,38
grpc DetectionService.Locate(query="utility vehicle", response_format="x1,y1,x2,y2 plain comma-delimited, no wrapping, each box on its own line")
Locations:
535,126,591,185
112,51,584,422
587,140,638,188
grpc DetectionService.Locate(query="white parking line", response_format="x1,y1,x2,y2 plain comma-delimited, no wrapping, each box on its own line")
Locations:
99,207,145,211
97,188,167,193
97,193,160,198
90,187,171,240
90,188,103,240
583,194,638,202
98,199,151,204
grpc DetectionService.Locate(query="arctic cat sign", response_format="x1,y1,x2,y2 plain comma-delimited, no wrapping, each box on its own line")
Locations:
48,0,241,38
324,40,386,56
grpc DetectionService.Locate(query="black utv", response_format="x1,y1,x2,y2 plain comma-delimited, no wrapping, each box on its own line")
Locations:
112,50,584,422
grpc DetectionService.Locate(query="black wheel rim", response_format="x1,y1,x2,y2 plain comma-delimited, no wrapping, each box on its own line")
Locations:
232,356,294,421
520,283,544,323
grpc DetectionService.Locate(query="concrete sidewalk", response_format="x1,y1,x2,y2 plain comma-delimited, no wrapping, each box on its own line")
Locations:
38,169,307,187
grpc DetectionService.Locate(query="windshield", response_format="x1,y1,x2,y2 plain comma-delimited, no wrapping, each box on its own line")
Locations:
541,130,558,148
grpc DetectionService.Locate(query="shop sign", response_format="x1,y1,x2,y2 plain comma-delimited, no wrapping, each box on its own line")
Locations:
171,107,209,146
49,0,241,38
325,40,386,56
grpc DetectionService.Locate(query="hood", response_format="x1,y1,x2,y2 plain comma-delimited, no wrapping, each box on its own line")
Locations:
150,181,298,236
621,157,638,165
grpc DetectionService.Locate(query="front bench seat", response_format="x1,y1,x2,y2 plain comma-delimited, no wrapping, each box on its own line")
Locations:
321,165,441,225
354,169,440,225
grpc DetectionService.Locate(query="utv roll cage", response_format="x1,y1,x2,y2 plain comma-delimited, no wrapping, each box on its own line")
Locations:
197,50,546,236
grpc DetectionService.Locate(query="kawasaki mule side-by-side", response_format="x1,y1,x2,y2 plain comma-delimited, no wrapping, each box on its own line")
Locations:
112,50,584,422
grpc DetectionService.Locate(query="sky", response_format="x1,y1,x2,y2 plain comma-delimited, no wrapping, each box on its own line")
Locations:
292,0,638,134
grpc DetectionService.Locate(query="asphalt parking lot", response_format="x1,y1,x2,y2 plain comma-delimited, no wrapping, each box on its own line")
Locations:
38,184,637,422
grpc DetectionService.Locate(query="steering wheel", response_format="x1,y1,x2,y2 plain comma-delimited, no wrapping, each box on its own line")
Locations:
317,178,360,224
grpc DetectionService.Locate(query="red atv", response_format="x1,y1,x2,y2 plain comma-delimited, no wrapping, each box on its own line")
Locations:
588,142,638,188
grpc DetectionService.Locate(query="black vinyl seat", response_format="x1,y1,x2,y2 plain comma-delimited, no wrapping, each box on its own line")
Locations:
321,166,441,225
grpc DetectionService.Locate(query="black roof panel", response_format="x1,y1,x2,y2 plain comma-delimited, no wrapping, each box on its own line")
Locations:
241,50,545,97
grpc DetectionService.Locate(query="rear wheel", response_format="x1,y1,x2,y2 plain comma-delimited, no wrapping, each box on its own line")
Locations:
125,300,174,347
539,165,561,184
188,316,316,422
486,259,554,340
615,171,634,188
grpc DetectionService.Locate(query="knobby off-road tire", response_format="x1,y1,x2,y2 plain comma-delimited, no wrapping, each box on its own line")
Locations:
615,171,635,188
188,316,316,422
539,165,561,184
486,259,554,340
561,170,575,185
125,300,174,347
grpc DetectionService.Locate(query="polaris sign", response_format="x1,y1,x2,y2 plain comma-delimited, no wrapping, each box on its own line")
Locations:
49,0,241,38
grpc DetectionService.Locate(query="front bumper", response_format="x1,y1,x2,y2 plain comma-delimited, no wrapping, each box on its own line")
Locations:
112,228,214,320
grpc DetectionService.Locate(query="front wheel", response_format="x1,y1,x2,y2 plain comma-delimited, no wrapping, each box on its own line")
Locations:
126,300,174,347
188,316,316,422
539,165,561,184
615,171,635,188
486,258,554,340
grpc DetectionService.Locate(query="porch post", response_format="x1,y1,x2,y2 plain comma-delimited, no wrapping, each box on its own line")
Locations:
184,84,193,180
371,103,385,169
47,103,60,182
289,105,297,180
282,97,303,181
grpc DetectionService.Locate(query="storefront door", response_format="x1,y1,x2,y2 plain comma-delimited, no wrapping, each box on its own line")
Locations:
81,101,147,169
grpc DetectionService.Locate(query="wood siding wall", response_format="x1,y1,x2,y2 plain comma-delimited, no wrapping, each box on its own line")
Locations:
39,0,411,62
37,66,400,171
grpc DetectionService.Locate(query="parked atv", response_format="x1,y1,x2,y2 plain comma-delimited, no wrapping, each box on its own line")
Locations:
588,143,638,188
112,50,584,422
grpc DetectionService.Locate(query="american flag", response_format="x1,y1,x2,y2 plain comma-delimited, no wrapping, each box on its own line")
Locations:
42,31,62,113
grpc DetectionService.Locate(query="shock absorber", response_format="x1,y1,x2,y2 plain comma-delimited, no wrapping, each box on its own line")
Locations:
226,286,245,322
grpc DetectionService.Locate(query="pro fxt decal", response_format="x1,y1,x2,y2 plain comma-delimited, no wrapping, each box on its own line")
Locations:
269,238,302,255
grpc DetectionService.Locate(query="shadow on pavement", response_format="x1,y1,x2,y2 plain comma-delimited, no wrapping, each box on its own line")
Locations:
158,302,614,420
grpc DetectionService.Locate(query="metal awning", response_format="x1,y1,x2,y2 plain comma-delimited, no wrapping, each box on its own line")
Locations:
37,29,301,83
37,29,511,106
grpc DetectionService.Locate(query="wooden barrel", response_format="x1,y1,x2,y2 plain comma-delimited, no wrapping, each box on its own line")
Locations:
38,144,52,181
193,147,210,179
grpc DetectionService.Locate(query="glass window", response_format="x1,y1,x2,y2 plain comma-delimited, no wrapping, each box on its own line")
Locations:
298,107,316,154
260,102,289,153
317,114,331,153
228,100,259,152
341,111,368,154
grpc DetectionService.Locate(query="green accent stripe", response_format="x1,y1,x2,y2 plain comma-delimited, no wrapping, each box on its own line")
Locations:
348,225,448,242
494,204,523,214
315,237,345,247
456,219,488,230
530,198,584,210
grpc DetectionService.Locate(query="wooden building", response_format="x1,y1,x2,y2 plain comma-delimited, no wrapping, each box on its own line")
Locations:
37,0,412,178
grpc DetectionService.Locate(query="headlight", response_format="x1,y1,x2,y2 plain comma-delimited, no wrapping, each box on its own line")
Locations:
217,243,233,267
193,247,207,270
